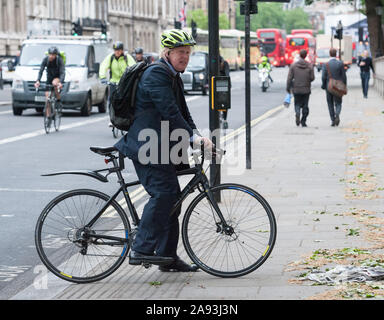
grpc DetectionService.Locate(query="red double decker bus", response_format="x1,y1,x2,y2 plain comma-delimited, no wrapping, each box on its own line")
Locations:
285,32,316,66
256,28,286,67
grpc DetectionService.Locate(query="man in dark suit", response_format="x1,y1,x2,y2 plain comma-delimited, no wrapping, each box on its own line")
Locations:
321,48,347,127
115,29,213,272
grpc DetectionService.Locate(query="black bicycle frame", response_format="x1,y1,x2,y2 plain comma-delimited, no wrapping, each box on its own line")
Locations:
43,150,229,245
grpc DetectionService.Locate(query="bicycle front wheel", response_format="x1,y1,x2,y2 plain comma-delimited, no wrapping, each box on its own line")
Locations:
182,184,277,278
35,189,131,284
43,101,52,134
54,102,62,132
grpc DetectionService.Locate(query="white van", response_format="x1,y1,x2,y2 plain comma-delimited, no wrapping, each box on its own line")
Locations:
12,36,112,116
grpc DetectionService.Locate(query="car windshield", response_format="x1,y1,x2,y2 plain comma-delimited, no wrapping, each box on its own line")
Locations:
188,54,205,68
19,44,88,67
317,48,329,58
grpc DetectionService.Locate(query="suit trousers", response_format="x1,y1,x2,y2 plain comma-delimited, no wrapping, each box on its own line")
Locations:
294,93,310,125
326,91,342,122
131,160,181,258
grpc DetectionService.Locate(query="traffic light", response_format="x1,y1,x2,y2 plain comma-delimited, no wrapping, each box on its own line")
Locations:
101,22,107,38
334,21,343,40
358,27,364,42
72,21,83,36
240,0,258,15
191,20,198,39
174,19,182,30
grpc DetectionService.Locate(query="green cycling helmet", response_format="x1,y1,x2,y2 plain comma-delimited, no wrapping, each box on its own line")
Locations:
261,56,268,62
161,29,196,49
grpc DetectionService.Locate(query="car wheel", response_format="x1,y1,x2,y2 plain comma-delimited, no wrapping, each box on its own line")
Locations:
81,94,92,117
98,91,107,114
13,106,23,116
35,107,44,113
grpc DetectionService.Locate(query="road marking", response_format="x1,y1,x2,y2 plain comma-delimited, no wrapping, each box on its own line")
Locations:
0,116,108,146
0,188,67,193
0,110,12,115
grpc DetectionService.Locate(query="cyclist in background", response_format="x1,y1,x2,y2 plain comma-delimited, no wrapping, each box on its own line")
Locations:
219,56,230,129
99,41,136,126
34,46,65,117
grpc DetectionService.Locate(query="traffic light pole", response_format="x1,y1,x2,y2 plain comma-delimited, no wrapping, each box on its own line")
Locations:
208,0,221,187
244,0,252,170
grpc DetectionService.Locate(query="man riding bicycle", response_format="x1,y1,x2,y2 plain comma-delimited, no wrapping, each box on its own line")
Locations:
99,41,135,126
34,46,65,117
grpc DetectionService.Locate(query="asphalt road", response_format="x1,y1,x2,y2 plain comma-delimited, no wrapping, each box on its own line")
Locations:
0,66,289,299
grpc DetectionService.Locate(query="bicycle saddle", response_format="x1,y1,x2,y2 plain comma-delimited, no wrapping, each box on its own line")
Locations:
90,146,118,156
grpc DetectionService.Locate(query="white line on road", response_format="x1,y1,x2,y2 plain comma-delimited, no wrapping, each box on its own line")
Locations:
0,188,67,193
0,116,109,146
0,110,12,115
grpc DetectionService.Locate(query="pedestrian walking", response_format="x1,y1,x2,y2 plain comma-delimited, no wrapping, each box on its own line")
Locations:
286,49,315,127
357,50,375,98
321,48,347,127
114,29,214,272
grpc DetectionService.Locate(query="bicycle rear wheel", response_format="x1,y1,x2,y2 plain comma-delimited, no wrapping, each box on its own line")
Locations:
182,184,276,278
35,189,131,284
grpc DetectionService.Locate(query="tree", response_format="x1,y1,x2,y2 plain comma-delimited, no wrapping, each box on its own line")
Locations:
235,3,311,33
187,10,232,30
305,0,384,58
284,8,313,33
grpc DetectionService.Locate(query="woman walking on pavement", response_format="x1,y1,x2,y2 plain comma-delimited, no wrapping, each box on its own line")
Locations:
357,50,375,99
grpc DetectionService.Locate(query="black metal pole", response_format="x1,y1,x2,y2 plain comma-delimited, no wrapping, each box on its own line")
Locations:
245,0,251,169
208,0,221,186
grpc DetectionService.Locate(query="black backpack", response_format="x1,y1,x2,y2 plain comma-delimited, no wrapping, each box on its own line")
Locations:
109,61,176,131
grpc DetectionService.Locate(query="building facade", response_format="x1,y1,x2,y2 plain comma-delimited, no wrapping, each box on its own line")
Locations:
0,0,184,57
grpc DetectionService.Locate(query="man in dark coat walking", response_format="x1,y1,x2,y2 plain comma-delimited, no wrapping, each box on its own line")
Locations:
321,48,347,127
357,50,375,98
286,49,315,127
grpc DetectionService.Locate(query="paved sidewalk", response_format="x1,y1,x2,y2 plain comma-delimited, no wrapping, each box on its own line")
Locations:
12,81,384,300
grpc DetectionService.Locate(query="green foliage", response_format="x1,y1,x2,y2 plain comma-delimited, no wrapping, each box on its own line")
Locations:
187,9,232,30
235,3,312,34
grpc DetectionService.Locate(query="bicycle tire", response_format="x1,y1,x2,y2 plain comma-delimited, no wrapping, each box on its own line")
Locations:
182,183,277,278
54,102,62,132
35,189,131,284
43,100,52,134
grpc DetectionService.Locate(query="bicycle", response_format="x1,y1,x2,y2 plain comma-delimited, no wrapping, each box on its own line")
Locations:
36,84,63,134
35,145,277,283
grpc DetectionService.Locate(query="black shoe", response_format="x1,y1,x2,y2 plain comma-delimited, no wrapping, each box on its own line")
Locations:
159,258,199,272
295,115,300,126
129,250,174,266
335,115,340,126
301,123,307,127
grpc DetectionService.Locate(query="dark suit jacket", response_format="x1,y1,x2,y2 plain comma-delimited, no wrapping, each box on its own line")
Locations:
321,58,347,91
115,59,198,165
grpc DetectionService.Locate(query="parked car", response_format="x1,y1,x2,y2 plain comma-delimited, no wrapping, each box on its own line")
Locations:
12,37,112,116
1,59,16,85
180,51,209,95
